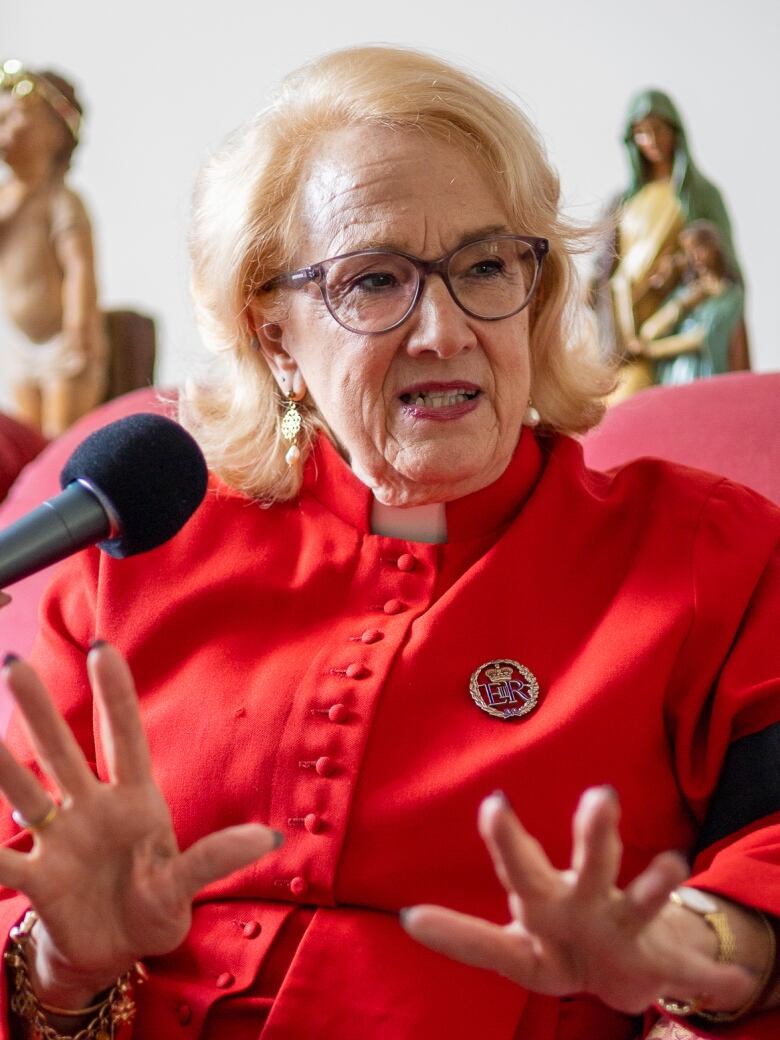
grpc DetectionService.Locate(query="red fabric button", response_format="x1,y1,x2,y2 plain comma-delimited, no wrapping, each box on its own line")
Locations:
177,1003,192,1025
290,876,309,896
328,703,349,723
242,920,261,939
345,662,368,679
396,553,416,572
360,628,383,644
304,812,323,833
215,972,235,989
315,755,336,777
383,599,406,615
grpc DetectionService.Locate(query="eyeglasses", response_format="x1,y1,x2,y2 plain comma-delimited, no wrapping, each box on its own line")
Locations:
264,234,549,335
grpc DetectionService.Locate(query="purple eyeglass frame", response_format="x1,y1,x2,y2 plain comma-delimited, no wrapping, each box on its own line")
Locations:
262,234,550,335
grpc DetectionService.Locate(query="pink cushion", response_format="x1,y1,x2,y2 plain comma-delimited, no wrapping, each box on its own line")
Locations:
0,413,47,502
582,372,780,504
0,388,175,728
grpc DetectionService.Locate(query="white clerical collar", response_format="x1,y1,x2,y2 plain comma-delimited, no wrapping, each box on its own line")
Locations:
370,498,448,544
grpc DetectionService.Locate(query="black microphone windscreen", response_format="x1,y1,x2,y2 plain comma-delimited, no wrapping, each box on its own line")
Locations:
59,413,209,559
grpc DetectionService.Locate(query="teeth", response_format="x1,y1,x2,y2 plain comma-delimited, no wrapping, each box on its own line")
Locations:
403,389,477,407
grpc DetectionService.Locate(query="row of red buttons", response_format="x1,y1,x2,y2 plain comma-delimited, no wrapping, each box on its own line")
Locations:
281,553,418,900
175,555,423,1024
174,922,263,1022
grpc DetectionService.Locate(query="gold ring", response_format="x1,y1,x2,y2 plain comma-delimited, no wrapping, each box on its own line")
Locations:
12,800,59,833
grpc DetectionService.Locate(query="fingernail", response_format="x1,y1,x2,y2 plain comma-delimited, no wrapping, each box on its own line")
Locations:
488,789,509,805
2,652,19,669
601,784,619,801
271,829,284,849
399,907,412,926
89,639,108,652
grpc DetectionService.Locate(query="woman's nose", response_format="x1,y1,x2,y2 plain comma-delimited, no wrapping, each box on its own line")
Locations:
404,275,477,358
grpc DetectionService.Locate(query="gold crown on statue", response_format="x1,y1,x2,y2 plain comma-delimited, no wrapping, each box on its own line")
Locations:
485,665,513,683
0,60,81,141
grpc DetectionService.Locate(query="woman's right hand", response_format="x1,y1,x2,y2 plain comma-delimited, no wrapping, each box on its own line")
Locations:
0,643,281,1009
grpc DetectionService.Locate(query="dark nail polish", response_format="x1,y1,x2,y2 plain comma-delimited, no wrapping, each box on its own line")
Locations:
2,652,19,669
89,639,108,652
271,829,285,849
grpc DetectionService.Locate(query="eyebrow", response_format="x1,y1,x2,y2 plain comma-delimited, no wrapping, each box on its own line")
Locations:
343,223,515,257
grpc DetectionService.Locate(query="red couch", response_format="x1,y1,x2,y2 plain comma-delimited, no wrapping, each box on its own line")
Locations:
582,371,780,505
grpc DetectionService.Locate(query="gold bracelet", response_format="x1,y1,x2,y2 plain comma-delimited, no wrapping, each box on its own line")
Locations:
696,910,777,1024
4,909,147,1040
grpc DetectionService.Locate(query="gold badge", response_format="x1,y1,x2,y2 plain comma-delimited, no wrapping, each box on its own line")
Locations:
470,659,539,720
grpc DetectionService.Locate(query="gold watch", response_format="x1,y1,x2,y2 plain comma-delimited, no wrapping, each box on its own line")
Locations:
656,887,736,1017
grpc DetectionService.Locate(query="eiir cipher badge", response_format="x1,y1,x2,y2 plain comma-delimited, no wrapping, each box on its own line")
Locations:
469,659,540,720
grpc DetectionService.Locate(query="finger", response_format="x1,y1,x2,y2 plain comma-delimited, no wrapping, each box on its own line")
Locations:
177,824,283,897
658,949,756,1014
0,739,57,834
0,847,32,892
401,904,536,984
87,643,151,785
571,787,622,899
478,792,557,901
3,656,94,797
623,851,689,931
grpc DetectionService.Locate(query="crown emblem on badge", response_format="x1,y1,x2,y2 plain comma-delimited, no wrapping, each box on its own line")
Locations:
485,665,513,683
469,658,540,721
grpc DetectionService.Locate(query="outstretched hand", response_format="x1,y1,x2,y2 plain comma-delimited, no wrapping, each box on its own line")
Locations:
402,789,755,1016
0,644,281,1005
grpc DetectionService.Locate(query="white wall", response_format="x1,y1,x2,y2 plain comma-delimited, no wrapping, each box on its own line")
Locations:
3,0,778,409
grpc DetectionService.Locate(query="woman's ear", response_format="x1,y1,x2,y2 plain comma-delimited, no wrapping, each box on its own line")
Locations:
251,317,307,400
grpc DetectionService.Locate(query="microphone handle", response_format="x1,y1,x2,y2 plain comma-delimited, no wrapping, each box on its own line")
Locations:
0,483,110,588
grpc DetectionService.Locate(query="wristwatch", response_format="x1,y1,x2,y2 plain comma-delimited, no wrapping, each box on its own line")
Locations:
656,887,736,1017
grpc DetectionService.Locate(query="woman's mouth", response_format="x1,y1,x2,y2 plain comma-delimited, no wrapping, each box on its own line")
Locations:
398,383,482,421
400,388,479,408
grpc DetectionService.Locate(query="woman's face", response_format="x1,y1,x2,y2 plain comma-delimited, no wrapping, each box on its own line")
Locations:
254,125,534,506
632,115,675,169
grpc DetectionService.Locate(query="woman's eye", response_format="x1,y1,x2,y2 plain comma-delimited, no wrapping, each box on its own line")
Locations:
352,272,398,292
469,259,505,277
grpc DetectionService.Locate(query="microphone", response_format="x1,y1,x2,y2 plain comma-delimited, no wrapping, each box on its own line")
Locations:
0,413,209,588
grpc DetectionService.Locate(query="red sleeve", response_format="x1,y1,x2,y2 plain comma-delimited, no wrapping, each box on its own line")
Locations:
653,483,780,1039
666,481,780,910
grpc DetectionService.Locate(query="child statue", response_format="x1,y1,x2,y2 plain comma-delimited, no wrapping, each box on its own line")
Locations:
631,220,745,385
0,60,107,437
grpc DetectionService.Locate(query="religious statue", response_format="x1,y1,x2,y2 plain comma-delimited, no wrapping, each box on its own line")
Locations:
0,60,107,437
590,89,749,402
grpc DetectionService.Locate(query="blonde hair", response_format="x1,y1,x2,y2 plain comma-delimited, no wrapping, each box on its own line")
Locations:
183,44,614,501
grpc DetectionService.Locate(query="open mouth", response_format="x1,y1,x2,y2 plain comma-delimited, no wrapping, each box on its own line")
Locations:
399,388,480,408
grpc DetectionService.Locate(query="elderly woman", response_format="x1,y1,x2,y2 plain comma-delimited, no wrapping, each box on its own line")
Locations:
0,46,778,1040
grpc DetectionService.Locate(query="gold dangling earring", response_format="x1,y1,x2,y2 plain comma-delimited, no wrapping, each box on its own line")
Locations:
281,390,303,466
523,399,540,427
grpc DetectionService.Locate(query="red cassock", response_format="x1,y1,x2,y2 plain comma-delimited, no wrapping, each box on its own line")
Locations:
0,430,778,1039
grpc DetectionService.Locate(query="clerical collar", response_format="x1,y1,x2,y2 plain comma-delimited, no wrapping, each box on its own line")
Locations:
370,499,447,543
302,429,547,543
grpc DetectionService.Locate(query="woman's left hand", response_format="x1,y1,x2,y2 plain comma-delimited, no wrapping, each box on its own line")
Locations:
402,788,756,1015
